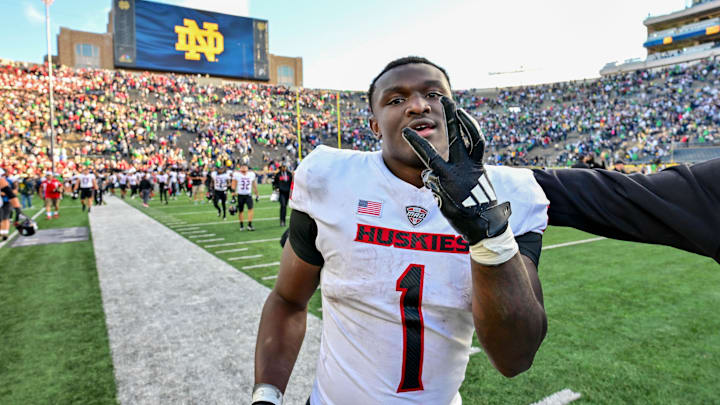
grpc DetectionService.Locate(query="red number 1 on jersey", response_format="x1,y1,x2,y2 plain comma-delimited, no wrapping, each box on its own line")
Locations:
396,264,425,392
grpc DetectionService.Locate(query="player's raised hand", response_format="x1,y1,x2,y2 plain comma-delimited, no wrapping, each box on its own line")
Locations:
402,96,511,245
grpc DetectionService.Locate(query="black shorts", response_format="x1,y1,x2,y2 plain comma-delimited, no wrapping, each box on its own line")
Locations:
0,203,11,220
236,194,253,211
214,190,227,202
119,184,127,190
80,188,93,199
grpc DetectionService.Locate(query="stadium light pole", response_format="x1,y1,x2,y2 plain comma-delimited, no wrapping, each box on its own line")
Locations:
43,0,56,176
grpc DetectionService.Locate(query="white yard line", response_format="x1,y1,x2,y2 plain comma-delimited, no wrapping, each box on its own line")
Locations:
174,226,201,231
469,346,483,355
204,238,281,248
261,275,278,280
181,230,210,235
196,237,224,243
0,209,44,249
530,389,581,405
214,247,249,254
169,206,278,216
242,262,281,270
169,217,284,227
148,195,274,209
189,234,216,239
228,254,263,261
543,237,606,250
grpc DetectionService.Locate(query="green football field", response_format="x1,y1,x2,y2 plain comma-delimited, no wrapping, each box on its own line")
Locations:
2,188,718,404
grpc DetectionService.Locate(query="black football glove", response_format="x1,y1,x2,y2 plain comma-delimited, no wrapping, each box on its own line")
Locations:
402,96,511,245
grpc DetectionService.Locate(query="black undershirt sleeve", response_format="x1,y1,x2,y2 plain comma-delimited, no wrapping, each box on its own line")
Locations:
516,232,543,269
1,185,16,200
533,159,720,264
287,210,324,267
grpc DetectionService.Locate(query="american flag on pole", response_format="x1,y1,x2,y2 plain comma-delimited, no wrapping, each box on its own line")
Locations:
357,199,383,217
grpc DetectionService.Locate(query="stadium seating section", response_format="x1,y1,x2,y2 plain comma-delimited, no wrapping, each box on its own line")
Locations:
2,57,720,176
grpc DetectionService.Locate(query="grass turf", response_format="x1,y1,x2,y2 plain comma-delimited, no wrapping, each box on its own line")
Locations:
0,196,117,405
97,189,720,403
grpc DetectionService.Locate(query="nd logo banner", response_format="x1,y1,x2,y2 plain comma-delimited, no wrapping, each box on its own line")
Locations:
174,18,224,62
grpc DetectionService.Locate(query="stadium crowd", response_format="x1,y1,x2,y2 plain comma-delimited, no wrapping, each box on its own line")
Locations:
2,56,720,180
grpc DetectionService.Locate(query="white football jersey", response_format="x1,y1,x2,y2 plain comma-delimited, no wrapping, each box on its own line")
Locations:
79,173,95,189
156,174,168,183
233,171,256,195
211,171,231,191
290,146,549,405
118,173,127,185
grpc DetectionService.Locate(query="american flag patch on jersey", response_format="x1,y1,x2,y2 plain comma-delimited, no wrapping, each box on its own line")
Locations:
357,199,383,217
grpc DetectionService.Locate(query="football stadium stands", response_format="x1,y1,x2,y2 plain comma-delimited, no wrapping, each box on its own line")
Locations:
2,56,720,177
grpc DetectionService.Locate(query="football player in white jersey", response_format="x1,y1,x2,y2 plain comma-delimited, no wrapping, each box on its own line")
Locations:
74,166,98,213
157,169,169,205
211,164,231,219
128,170,138,199
231,162,260,231
117,171,128,199
253,57,549,405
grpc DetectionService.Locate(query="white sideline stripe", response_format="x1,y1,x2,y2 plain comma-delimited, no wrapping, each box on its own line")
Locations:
196,238,224,243
205,238,281,248
261,275,278,280
242,261,280,270
530,389,581,405
170,217,283,227
543,237,606,250
228,254,262,261
469,346,483,355
0,209,44,249
182,230,209,235
189,234,216,239
215,248,249,254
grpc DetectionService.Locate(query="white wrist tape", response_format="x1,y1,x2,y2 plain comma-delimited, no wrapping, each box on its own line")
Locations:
469,226,519,266
252,383,283,405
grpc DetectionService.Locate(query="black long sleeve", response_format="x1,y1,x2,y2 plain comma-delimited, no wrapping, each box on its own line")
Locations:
533,158,720,264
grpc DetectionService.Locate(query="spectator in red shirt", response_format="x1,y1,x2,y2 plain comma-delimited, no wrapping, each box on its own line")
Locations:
42,172,62,219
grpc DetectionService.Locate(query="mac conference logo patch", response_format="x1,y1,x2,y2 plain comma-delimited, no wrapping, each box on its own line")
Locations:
405,206,428,226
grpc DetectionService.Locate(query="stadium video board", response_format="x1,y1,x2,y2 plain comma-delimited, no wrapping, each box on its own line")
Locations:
113,0,269,80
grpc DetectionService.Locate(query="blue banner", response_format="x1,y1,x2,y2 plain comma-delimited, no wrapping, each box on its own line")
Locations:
118,0,267,80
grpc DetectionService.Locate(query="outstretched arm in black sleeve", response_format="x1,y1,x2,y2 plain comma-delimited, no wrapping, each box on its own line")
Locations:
533,158,720,263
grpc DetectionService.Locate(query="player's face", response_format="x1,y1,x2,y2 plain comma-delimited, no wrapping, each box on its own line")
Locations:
370,63,452,172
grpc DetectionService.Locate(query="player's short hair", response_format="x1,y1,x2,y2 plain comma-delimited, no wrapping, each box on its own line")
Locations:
368,56,451,113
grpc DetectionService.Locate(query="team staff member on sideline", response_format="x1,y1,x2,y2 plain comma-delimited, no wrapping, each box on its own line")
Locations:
139,172,153,208
41,172,62,219
190,166,204,204
533,158,720,264
74,166,98,213
272,164,292,227
231,162,259,231
0,170,28,241
253,57,548,405
211,164,231,219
